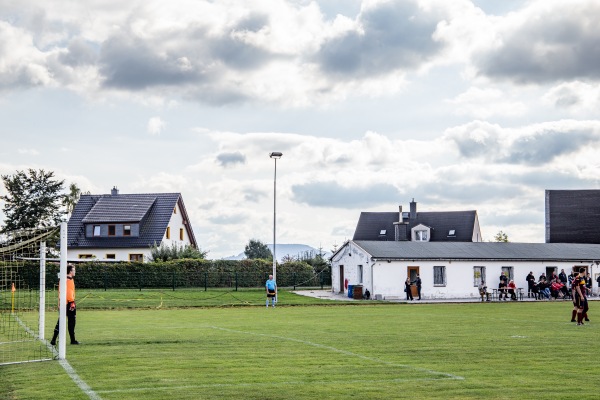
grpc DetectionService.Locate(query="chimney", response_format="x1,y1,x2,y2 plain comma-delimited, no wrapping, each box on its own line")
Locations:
398,205,403,223
410,198,417,220
111,186,119,196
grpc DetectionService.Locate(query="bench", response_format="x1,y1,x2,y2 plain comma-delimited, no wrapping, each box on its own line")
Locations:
492,288,523,301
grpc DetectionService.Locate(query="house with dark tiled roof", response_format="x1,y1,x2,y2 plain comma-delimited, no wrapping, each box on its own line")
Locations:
330,240,600,299
545,189,600,244
67,187,197,262
353,199,482,242
331,197,600,300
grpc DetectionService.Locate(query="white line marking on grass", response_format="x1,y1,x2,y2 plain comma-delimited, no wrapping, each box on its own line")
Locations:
207,325,464,381
9,314,99,398
97,377,454,394
58,359,103,400
39,337,103,400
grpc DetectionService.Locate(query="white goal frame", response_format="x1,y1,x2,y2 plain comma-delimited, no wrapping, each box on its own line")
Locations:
0,222,68,365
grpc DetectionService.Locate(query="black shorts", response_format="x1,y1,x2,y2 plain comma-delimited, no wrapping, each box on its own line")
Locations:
574,294,585,309
267,290,276,298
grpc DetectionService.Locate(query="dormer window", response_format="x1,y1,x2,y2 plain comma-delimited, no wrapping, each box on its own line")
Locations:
108,225,116,236
448,229,456,237
415,230,428,241
123,225,131,236
411,224,431,242
93,225,101,236
379,230,386,235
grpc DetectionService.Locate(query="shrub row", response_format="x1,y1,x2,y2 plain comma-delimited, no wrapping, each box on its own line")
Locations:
2,259,331,290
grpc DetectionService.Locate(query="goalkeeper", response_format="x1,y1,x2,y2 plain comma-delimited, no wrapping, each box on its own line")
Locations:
50,264,79,345
265,274,277,308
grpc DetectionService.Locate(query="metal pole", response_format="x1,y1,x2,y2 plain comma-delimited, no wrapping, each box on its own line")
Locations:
273,156,277,284
39,241,46,340
269,152,282,301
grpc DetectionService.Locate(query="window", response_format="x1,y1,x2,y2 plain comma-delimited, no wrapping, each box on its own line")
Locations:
180,228,184,241
129,254,143,262
166,227,171,239
78,254,94,259
415,230,428,241
358,265,363,284
93,225,101,236
473,266,486,287
174,207,177,214
434,266,446,286
108,225,116,236
106,254,116,260
379,230,386,235
501,266,514,281
123,225,131,236
448,229,456,236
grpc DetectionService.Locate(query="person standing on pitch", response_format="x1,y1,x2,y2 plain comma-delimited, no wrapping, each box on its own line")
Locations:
50,264,79,345
572,268,589,325
265,274,277,308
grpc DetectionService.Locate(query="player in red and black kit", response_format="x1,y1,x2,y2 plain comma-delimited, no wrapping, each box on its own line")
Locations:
571,268,589,325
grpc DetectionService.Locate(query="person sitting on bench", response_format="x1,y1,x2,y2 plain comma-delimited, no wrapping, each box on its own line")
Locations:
478,281,490,302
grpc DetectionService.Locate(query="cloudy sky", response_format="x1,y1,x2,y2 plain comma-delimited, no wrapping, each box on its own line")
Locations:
1,0,599,258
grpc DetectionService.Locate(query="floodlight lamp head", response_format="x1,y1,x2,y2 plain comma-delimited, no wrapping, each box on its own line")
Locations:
269,152,283,159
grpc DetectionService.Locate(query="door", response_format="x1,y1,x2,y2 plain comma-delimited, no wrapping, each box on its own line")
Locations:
339,265,345,294
408,266,420,297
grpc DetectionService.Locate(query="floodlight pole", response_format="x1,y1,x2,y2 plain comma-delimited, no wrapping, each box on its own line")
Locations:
269,152,282,289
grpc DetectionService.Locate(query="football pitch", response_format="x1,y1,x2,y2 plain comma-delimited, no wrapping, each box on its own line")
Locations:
2,292,599,399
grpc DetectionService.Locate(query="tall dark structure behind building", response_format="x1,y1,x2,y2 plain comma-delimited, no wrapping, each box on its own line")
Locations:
545,190,600,244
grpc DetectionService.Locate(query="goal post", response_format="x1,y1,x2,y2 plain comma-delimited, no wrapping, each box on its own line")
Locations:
0,223,65,365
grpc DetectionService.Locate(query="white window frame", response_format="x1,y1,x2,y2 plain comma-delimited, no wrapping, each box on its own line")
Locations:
411,224,431,242
434,266,446,286
474,266,486,287
501,266,514,281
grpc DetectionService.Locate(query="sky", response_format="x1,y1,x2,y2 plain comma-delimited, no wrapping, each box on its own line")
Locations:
1,0,599,259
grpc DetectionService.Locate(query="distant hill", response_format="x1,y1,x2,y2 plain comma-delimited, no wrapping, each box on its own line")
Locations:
223,244,331,262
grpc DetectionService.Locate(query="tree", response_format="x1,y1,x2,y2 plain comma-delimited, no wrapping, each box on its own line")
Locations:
244,239,273,260
1,169,65,233
149,242,208,262
63,183,81,216
494,230,509,242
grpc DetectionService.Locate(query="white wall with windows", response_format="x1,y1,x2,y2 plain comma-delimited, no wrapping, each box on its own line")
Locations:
67,248,150,262
331,241,596,299
162,202,192,247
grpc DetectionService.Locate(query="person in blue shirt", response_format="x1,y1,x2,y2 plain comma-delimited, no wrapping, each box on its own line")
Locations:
266,275,277,308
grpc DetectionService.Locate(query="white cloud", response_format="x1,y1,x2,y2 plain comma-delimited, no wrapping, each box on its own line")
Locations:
543,81,600,112
17,148,40,156
446,87,527,118
147,117,165,135
472,0,600,84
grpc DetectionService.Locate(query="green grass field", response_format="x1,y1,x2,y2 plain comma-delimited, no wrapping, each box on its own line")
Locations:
1,290,599,399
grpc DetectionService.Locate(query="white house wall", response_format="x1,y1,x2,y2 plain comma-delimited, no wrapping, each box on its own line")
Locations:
67,248,151,262
371,260,592,299
330,242,373,296
472,213,482,242
331,242,598,299
162,202,192,247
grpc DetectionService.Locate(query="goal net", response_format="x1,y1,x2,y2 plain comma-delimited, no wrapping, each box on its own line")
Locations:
0,225,59,365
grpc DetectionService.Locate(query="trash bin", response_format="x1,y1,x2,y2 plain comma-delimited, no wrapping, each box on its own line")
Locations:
347,285,354,298
353,285,363,300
